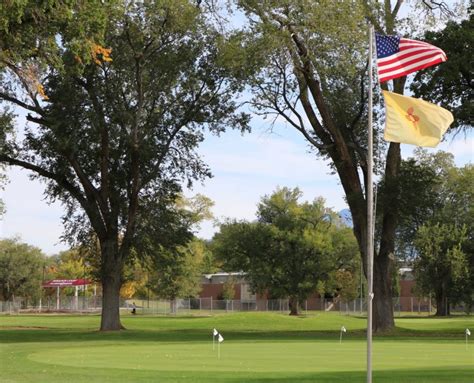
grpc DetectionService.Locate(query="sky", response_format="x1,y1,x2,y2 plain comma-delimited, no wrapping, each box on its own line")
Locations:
1,2,472,255
1,113,472,255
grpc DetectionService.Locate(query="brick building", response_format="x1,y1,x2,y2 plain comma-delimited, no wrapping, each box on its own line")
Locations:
199,269,427,312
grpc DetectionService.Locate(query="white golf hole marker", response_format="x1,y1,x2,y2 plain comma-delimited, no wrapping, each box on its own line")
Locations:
217,333,224,359
212,328,218,350
340,325,347,344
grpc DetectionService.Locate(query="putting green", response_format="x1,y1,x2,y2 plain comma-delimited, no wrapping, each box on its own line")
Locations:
28,340,473,373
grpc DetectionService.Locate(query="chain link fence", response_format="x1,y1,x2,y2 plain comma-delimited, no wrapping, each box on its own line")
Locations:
1,296,471,315
339,297,471,316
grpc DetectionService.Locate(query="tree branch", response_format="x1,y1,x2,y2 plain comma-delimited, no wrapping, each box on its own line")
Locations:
362,1,384,34
0,154,107,238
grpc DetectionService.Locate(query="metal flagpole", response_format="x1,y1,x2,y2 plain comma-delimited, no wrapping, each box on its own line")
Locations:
367,24,375,383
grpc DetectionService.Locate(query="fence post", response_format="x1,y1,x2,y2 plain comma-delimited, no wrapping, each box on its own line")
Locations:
211,297,213,313
429,295,432,314
56,287,60,310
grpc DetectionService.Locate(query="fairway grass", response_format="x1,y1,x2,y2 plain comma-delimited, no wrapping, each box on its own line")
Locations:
1,313,473,382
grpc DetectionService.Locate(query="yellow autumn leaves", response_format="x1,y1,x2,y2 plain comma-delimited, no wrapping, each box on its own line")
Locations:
90,42,113,65
35,42,112,101
35,83,49,100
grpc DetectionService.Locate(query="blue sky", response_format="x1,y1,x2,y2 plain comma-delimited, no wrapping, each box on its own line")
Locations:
1,112,472,255
1,1,472,255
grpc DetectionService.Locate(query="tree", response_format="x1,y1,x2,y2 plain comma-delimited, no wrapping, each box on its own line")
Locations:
222,276,237,300
213,187,359,315
0,238,46,303
333,270,360,303
53,249,90,280
393,150,474,314
414,223,469,316
139,194,214,303
150,238,206,302
0,2,249,330
235,0,462,331
376,151,446,261
445,165,474,312
411,15,473,130
0,113,13,219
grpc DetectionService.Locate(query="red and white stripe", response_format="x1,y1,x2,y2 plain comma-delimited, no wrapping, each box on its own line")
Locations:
377,38,447,83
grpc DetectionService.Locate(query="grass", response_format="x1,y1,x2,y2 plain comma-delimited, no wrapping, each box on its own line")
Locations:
0,312,473,382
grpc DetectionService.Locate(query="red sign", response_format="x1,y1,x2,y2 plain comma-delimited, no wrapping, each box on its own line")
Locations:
42,279,91,287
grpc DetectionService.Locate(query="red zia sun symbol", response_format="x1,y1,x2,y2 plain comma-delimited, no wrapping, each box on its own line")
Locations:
405,107,420,128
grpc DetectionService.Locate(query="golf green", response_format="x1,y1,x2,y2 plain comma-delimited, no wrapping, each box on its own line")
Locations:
28,340,471,373
1,313,473,382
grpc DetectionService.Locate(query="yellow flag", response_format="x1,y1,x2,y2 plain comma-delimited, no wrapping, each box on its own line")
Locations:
382,90,453,147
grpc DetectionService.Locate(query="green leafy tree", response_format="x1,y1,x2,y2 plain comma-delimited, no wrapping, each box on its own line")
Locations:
446,165,474,311
46,249,94,297
411,15,473,130
414,223,469,316
142,193,214,301
0,238,46,303
213,187,359,315
333,270,360,303
150,238,205,302
376,150,451,261
0,2,248,330
394,150,473,314
53,249,89,280
222,277,237,301
235,0,463,331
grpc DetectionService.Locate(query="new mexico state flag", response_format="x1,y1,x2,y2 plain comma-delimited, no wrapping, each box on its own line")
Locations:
382,90,454,147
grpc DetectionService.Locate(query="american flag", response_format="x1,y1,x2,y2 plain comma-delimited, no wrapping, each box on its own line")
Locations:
375,34,447,83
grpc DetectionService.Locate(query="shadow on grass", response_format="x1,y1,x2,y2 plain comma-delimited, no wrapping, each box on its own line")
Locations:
215,368,474,383
0,326,469,344
0,328,354,344
12,366,473,383
1,313,471,344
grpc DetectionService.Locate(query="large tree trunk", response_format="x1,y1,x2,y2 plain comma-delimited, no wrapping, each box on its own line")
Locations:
100,239,124,331
289,296,299,316
373,255,395,331
100,273,123,330
435,289,449,316
284,8,406,333
371,142,401,332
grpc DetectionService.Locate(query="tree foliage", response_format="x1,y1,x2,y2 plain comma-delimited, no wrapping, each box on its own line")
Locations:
0,1,249,330
150,238,207,300
0,237,46,302
233,0,464,330
414,223,469,315
411,15,473,130
212,187,359,315
393,150,474,314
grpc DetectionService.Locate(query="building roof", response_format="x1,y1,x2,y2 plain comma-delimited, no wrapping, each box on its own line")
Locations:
42,279,92,287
